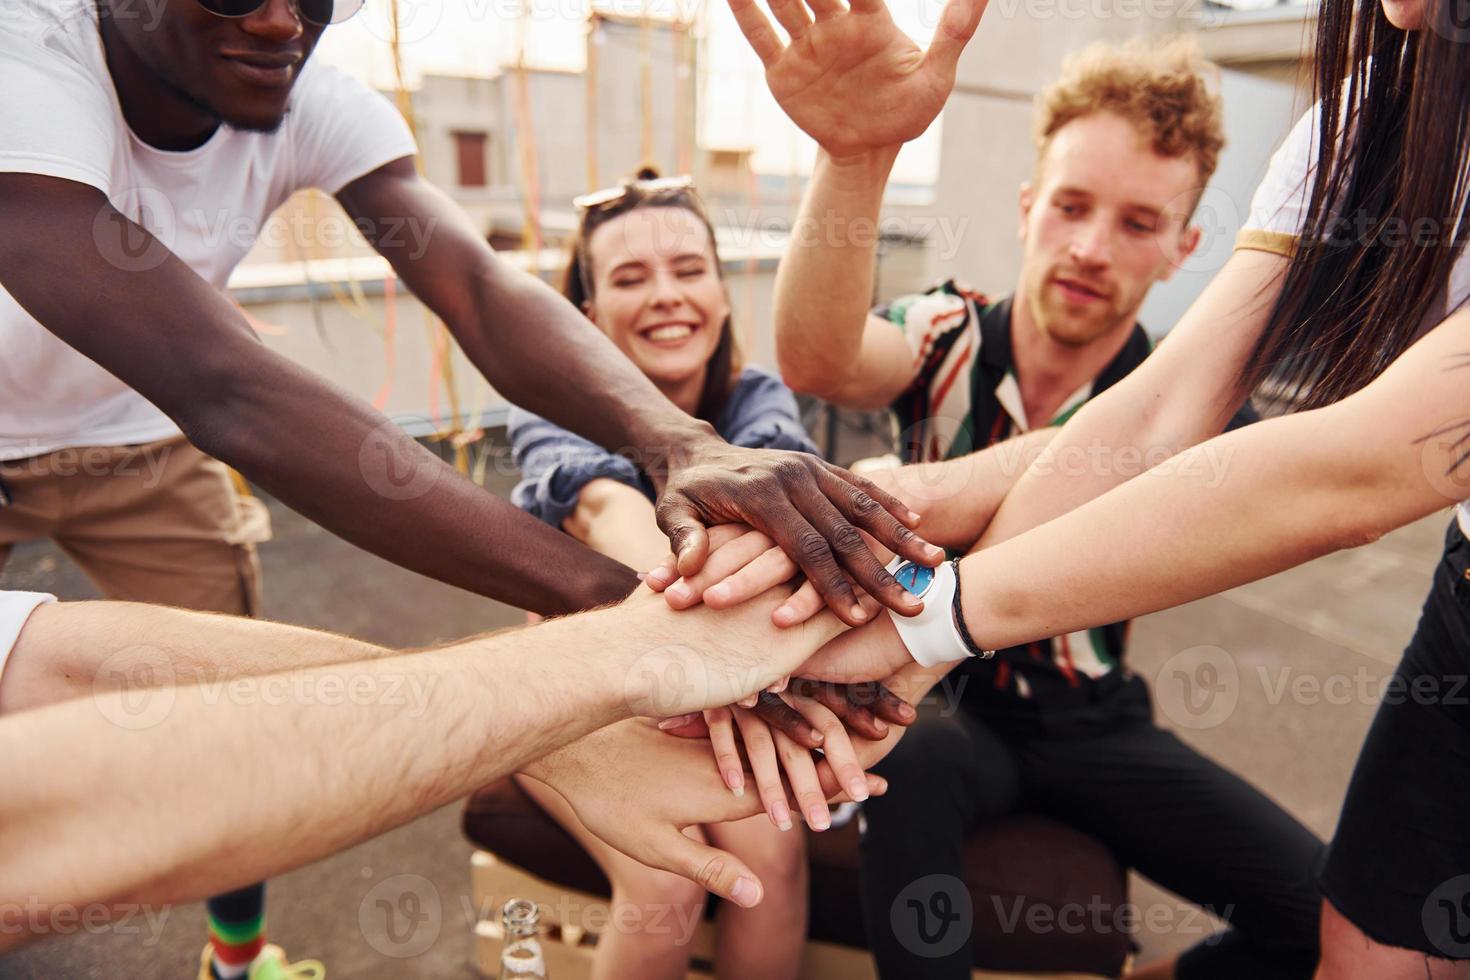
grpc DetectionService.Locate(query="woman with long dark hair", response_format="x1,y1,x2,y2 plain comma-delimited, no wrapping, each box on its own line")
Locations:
692,0,1470,973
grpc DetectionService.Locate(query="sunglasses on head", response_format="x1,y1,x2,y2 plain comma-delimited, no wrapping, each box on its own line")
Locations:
194,0,365,27
573,175,696,212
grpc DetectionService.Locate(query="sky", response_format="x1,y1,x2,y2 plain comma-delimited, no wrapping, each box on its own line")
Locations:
313,0,946,182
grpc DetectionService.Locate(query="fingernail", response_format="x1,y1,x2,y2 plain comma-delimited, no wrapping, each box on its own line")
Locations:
873,719,889,735
808,728,823,744
873,777,888,795
657,716,689,731
925,545,945,562
667,582,692,602
706,583,730,604
647,567,672,586
898,703,916,721
907,510,922,524
731,876,760,908
725,769,745,796
847,777,870,802
807,805,831,831
772,800,793,831
850,603,868,622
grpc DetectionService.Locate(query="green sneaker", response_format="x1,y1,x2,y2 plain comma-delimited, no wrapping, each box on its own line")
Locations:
247,944,324,980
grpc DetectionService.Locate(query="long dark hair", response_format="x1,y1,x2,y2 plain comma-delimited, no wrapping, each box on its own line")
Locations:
1239,0,1470,409
563,169,742,425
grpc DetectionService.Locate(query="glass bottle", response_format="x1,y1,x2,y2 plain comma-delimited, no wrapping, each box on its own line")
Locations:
498,898,548,979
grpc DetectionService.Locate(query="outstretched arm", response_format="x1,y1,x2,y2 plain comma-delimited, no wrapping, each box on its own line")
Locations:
801,307,1470,681
0,173,637,616
0,584,854,942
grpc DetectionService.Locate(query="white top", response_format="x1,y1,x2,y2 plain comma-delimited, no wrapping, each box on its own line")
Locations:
0,0,417,461
1240,104,1470,536
0,591,56,699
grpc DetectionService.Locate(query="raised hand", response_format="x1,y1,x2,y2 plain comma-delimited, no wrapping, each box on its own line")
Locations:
728,0,987,157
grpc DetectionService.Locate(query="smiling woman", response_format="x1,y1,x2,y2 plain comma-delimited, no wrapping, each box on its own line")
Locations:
505,172,823,980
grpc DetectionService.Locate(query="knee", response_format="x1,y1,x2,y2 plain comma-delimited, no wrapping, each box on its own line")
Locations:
612,864,707,915
738,830,808,899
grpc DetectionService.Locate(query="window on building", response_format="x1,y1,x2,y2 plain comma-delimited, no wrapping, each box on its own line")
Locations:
453,131,488,188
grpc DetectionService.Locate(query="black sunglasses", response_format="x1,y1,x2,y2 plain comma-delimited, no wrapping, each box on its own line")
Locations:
195,0,365,27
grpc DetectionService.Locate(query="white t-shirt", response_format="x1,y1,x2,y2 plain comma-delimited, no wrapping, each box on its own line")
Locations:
0,590,55,700
1238,105,1470,535
0,0,418,461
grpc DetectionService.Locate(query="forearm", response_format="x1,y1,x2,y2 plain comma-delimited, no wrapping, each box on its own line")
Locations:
0,605,642,926
562,479,669,571
960,406,1439,649
880,428,1057,550
775,147,899,393
200,356,637,614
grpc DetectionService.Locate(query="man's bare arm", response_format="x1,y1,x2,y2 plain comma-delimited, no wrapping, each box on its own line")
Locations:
774,149,920,409
0,587,851,940
0,173,637,615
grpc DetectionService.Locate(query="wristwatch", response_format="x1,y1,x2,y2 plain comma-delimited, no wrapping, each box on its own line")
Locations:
885,557,995,667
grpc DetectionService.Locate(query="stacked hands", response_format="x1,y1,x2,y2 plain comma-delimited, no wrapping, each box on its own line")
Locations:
642,521,933,835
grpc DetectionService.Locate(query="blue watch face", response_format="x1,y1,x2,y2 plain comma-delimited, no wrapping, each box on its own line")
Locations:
893,561,934,597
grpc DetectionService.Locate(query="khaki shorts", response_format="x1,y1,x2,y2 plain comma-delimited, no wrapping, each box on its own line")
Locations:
0,437,271,616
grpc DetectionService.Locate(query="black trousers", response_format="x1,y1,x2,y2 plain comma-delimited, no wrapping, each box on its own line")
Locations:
859,707,1325,979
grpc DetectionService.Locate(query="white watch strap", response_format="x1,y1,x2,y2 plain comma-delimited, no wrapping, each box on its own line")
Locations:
884,558,975,668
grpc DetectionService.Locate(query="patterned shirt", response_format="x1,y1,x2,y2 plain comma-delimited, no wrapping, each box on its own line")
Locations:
879,282,1234,733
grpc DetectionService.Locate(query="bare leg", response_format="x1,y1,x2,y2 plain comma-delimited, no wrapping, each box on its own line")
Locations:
516,774,707,980
1316,900,1469,980
707,814,807,980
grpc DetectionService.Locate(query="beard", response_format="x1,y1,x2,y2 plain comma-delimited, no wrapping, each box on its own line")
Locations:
1028,275,1129,348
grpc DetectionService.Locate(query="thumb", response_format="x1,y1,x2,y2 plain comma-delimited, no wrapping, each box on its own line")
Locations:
657,498,710,578
653,830,765,910
925,0,987,76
